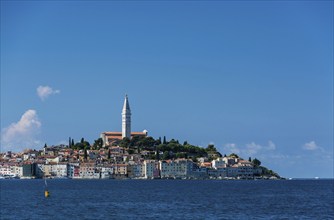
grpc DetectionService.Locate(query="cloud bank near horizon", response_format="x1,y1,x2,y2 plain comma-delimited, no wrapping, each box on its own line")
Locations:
1,110,41,152
302,141,320,151
223,141,276,157
37,85,60,101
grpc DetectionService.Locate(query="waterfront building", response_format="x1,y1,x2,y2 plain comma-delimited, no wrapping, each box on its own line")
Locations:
12,164,23,177
22,163,36,178
192,167,209,179
54,162,68,178
236,160,254,179
223,156,239,165
212,158,226,169
0,163,22,178
127,161,145,178
207,168,218,177
79,162,99,179
113,164,128,178
67,163,80,178
159,160,172,178
216,167,228,178
226,165,239,178
99,165,113,179
35,162,45,178
0,163,12,176
159,159,194,179
144,160,159,179
200,162,212,168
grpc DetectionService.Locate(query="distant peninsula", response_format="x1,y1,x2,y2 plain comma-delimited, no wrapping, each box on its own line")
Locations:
0,135,281,180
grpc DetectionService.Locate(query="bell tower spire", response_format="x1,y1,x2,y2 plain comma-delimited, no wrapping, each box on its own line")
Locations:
122,94,131,139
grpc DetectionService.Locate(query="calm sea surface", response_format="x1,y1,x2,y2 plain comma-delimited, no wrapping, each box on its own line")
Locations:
1,179,333,219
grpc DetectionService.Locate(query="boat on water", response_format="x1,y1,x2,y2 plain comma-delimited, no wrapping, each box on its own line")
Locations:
0,174,19,179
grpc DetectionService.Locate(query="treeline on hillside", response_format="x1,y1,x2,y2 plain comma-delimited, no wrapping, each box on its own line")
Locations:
65,135,220,161
116,136,221,161
67,137,104,150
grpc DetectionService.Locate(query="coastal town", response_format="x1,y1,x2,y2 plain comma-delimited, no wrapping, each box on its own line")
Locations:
0,96,280,180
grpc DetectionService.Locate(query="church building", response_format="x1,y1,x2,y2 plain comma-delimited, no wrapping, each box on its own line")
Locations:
100,95,148,147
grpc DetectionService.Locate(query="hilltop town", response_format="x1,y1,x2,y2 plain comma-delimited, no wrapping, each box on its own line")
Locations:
0,96,281,180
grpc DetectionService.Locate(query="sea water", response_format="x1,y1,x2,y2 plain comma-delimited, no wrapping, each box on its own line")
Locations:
1,179,333,219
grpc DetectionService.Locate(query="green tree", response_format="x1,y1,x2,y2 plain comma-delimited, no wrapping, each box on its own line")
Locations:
71,139,75,147
93,138,103,149
163,136,167,144
156,148,160,161
259,166,280,178
44,143,47,148
167,142,179,153
162,151,170,160
141,137,155,149
252,158,261,167
183,141,188,146
82,141,90,149
98,138,103,148
249,157,252,162
69,137,72,148
176,152,187,158
119,137,130,148
155,137,162,146
81,138,84,144
75,142,85,150
84,148,88,160
229,153,239,158
130,135,144,147
206,144,217,152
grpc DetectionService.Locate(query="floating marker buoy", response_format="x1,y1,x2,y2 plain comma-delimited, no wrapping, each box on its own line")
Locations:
44,179,50,197
45,190,50,198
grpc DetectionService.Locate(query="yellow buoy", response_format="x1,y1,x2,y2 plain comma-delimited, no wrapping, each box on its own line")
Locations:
45,190,50,198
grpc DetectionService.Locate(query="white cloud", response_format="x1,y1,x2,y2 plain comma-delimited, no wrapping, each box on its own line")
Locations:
267,141,276,150
245,142,262,155
224,143,240,154
303,141,319,151
37,85,60,101
208,141,215,146
245,141,276,155
223,141,276,156
1,110,41,152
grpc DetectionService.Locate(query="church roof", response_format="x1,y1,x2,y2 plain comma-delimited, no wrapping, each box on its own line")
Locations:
102,131,146,136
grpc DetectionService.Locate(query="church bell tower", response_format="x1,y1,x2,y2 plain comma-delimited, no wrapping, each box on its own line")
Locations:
122,95,131,139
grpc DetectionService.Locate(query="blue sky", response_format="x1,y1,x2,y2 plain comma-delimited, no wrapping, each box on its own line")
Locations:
1,1,333,178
